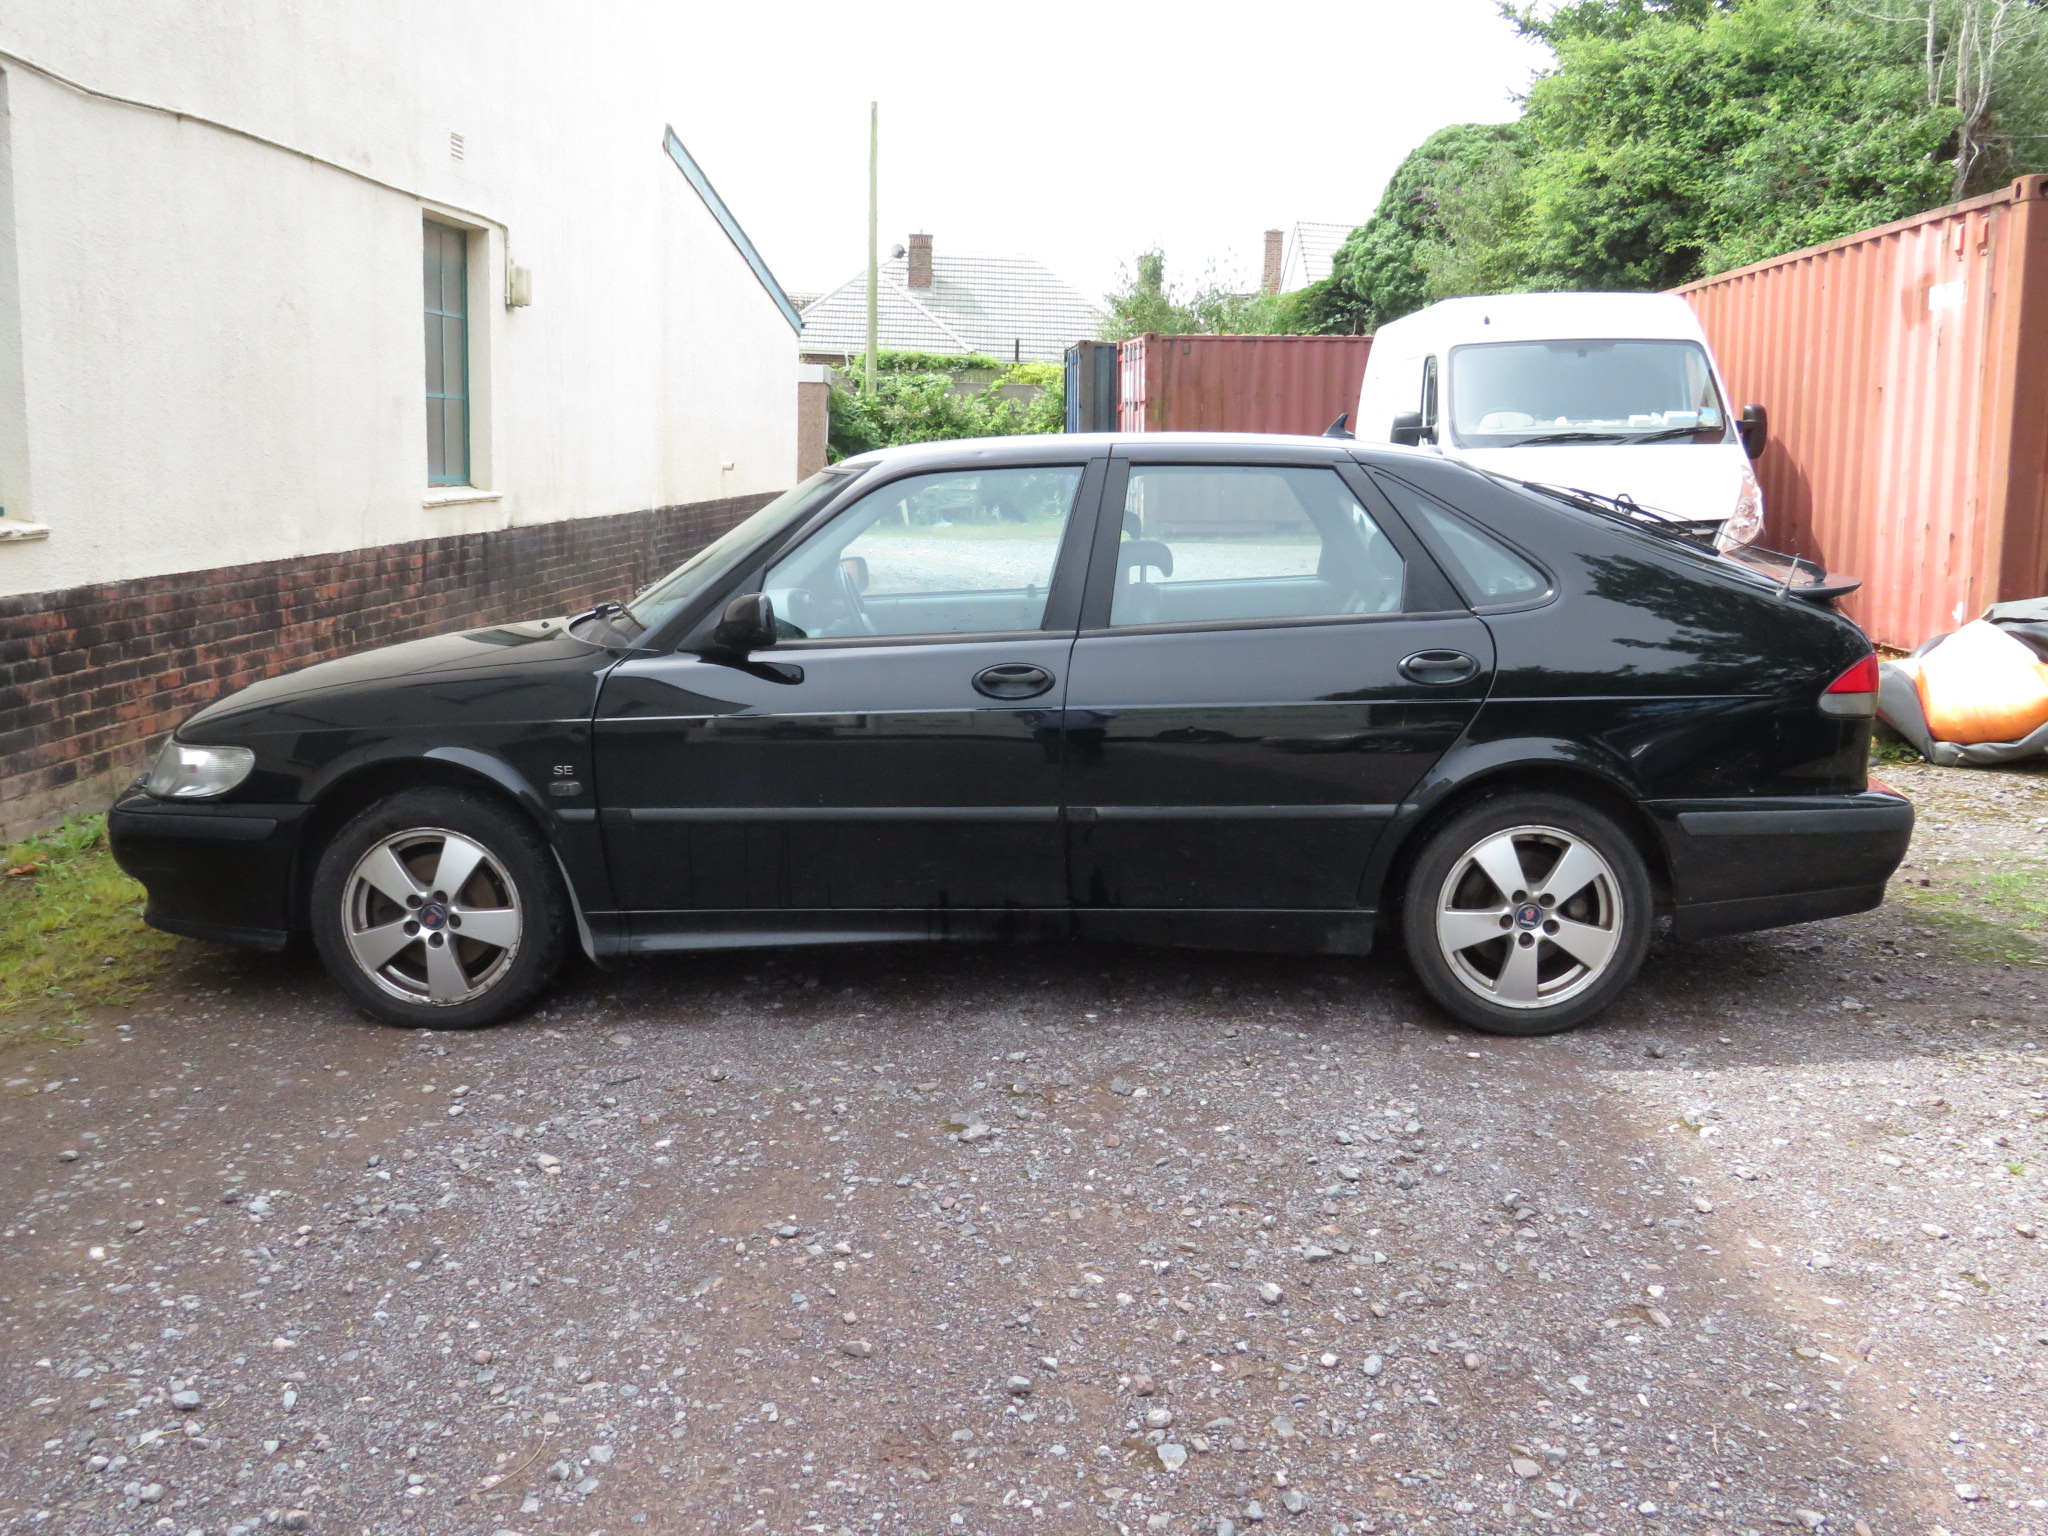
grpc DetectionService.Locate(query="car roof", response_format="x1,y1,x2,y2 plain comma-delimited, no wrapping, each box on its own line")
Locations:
832,432,1441,473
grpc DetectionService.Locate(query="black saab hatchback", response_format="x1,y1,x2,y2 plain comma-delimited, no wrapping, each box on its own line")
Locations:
109,434,1912,1035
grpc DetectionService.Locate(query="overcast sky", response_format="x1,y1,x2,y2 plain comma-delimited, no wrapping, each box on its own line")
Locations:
654,0,1553,307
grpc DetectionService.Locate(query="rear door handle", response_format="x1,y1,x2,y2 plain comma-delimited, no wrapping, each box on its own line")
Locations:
1399,649,1480,686
973,663,1055,700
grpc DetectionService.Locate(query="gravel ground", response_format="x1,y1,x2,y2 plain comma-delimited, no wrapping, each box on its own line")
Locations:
2,762,2045,1536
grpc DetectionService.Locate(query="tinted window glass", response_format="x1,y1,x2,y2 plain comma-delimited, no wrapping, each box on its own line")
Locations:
1111,466,1405,627
763,466,1083,640
1372,472,1546,605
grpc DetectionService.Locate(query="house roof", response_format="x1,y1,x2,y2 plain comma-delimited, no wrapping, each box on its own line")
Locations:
797,249,1104,363
1281,221,1360,292
662,127,802,332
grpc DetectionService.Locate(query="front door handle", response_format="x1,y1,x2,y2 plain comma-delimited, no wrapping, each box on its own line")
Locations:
1399,649,1480,686
974,663,1055,700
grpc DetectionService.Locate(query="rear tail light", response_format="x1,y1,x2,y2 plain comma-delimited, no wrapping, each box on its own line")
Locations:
1820,653,1879,717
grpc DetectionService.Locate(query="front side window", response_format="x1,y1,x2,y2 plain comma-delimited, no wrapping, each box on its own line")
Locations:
1447,339,1730,448
762,466,1083,640
1109,465,1406,627
423,221,470,485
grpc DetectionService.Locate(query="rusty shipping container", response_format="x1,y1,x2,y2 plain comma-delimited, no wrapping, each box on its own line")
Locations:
1118,334,1374,437
1677,175,2048,651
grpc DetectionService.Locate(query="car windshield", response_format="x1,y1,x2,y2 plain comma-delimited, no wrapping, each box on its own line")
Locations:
1448,339,1730,448
625,468,857,631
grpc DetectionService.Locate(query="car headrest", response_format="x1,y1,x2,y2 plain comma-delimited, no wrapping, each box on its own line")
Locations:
1119,538,1173,579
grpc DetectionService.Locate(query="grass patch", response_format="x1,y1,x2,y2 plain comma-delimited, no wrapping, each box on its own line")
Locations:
1895,900,2048,966
1,814,182,1034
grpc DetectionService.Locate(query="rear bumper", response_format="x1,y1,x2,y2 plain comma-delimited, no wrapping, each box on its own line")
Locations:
107,789,306,950
1645,788,1913,940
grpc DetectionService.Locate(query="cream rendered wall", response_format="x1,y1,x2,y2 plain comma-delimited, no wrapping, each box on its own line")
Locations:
0,1,798,600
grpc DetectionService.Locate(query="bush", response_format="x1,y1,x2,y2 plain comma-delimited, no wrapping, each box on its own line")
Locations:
828,361,1065,458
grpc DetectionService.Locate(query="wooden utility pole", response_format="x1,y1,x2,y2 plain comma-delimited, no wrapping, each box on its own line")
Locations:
865,102,879,393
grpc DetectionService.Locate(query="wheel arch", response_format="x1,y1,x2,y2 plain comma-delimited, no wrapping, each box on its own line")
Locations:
1369,748,1673,943
291,750,550,929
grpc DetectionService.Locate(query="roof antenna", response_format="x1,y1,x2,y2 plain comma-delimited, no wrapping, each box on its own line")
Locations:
1323,412,1354,439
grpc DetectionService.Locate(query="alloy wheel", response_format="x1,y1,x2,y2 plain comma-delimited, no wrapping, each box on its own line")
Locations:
1434,823,1624,1009
340,827,522,1006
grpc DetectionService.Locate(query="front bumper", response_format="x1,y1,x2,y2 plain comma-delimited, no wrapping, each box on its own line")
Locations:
1645,787,1914,941
108,788,308,950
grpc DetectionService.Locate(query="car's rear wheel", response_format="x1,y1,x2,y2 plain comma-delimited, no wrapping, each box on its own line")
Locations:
311,788,569,1029
1401,791,1652,1036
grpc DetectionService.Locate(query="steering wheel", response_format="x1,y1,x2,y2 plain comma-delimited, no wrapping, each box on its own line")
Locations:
835,559,877,636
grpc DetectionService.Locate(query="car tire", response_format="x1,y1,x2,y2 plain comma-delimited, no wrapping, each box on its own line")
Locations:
1400,791,1652,1036
311,788,570,1029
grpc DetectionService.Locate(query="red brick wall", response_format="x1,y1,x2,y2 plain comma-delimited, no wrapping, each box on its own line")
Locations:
0,493,772,842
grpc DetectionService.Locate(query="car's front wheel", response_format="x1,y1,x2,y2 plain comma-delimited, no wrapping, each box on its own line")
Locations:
311,788,569,1029
1400,791,1652,1036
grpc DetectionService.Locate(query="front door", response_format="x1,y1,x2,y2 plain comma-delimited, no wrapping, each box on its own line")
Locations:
595,459,1102,917
1063,450,1493,916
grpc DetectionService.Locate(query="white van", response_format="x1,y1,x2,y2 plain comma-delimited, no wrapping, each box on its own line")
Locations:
1354,292,1767,548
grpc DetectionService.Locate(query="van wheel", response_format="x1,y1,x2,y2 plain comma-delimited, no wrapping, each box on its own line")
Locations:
311,788,569,1029
1401,792,1652,1036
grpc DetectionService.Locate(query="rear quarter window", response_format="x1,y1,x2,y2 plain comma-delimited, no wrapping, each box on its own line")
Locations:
1371,471,1549,607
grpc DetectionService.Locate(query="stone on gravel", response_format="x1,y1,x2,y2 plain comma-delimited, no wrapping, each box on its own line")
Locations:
1258,1282,1283,1305
840,1339,874,1358
1510,1457,1541,1478
1156,1441,1187,1471
170,1389,203,1410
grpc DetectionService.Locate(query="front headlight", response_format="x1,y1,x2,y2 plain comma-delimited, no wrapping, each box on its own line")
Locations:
1715,463,1765,552
145,739,256,800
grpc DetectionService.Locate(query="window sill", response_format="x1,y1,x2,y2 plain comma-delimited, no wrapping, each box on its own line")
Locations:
0,519,51,543
423,487,502,508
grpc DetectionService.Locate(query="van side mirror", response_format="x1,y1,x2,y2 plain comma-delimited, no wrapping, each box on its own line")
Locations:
712,592,777,654
1390,410,1426,447
1738,403,1768,460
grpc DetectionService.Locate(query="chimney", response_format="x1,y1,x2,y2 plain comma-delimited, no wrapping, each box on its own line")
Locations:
907,232,933,291
1262,229,1284,295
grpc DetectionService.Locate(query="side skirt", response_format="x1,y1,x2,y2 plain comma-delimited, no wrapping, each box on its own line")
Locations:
595,908,1378,959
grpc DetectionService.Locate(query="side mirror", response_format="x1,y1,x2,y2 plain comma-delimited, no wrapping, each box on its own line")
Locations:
1738,403,1768,460
837,555,869,593
711,592,777,654
1390,410,1426,448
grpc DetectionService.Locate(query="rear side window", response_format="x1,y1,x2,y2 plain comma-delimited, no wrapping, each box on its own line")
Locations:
1372,471,1547,606
1110,465,1407,627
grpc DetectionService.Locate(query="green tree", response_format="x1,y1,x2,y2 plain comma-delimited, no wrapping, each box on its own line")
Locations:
1304,0,2048,325
1100,250,1317,338
1508,0,1960,286
1324,123,1529,330
1099,250,1204,340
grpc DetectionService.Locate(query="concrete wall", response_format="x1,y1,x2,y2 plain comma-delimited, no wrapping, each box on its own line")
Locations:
0,0,800,600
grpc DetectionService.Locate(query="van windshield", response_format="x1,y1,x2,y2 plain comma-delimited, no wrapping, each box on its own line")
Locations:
1447,339,1730,448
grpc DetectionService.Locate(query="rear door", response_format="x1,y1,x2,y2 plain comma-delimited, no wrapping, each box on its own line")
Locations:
1062,444,1493,914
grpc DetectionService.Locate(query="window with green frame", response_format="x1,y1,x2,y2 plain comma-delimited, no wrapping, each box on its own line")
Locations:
423,221,470,485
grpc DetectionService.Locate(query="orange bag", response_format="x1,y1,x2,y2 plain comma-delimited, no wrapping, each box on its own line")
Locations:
1914,620,2048,745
